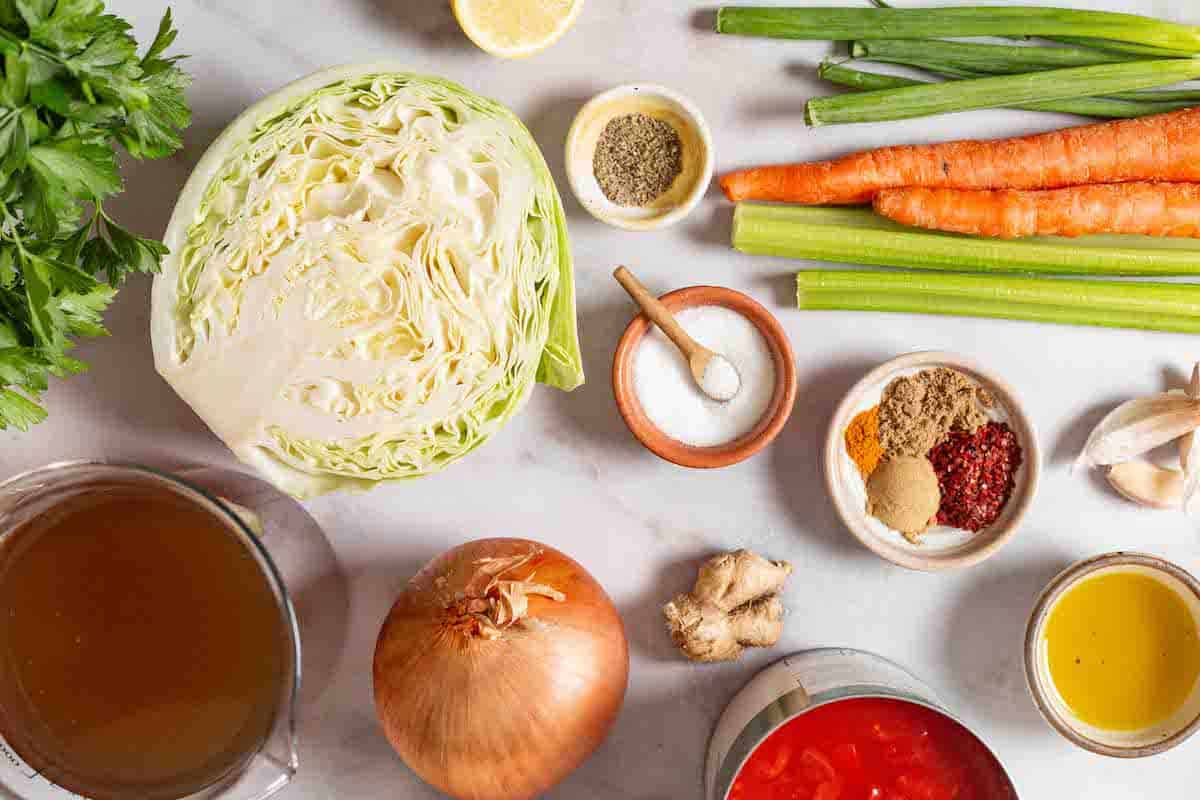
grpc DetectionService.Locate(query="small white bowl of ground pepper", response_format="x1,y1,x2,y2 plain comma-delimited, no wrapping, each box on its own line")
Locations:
825,351,1041,572
565,84,713,231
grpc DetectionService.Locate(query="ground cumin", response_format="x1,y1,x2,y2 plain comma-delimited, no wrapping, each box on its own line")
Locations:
845,406,883,478
878,368,991,458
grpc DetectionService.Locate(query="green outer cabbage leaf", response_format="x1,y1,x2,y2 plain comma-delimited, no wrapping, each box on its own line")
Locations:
151,66,582,498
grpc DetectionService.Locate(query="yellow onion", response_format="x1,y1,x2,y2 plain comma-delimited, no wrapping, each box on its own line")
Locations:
373,538,629,800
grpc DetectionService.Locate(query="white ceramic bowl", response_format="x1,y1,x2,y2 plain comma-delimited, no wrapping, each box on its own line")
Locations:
824,351,1041,571
565,84,713,231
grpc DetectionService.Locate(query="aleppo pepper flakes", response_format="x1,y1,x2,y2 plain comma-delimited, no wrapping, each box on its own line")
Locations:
929,421,1022,532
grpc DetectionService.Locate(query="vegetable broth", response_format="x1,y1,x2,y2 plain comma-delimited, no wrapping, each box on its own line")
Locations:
1043,571,1200,731
0,488,287,800
729,697,1015,800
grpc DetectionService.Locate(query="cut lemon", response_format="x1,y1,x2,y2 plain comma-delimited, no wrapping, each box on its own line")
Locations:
452,0,584,59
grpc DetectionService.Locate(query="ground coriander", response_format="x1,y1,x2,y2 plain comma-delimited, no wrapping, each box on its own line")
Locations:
878,367,991,457
593,112,683,207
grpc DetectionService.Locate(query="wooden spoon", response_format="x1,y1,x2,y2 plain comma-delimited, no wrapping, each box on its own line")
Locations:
613,266,741,402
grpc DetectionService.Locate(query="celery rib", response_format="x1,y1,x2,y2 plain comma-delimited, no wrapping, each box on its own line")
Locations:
796,271,1200,334
734,204,1200,277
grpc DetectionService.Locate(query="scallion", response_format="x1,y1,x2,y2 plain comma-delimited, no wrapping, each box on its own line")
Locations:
817,61,1193,118
850,38,1138,74
715,7,1200,54
805,59,1200,126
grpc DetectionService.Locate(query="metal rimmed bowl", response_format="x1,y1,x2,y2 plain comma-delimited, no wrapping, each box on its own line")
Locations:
824,351,1041,571
1024,551,1200,758
706,649,1018,800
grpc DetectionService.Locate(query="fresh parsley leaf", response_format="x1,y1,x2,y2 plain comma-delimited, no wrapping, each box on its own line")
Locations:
102,212,164,281
29,135,121,199
0,3,189,431
17,247,56,348
0,385,48,429
56,281,112,337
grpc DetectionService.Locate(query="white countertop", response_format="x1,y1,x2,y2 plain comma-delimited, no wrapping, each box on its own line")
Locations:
4,0,1200,796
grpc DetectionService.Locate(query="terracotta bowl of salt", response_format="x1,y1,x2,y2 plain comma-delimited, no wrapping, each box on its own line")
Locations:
612,286,796,469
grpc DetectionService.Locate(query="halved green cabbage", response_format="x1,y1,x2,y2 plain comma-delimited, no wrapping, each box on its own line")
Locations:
152,65,582,498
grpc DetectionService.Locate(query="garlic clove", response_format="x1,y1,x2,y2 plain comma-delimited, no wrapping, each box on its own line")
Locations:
1107,461,1183,510
1079,393,1200,468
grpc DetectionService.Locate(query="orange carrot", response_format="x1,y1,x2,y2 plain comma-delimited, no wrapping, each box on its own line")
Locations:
874,182,1200,238
720,107,1200,205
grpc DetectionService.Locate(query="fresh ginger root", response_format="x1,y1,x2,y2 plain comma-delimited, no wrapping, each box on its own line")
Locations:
663,549,792,662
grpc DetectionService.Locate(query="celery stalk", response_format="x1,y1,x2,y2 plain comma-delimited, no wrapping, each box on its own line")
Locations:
733,204,1200,276
715,8,1200,53
796,270,1200,334
805,59,1200,126
817,62,1193,118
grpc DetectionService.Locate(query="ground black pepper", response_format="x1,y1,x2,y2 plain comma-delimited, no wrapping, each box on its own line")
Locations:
929,421,1022,532
592,112,683,207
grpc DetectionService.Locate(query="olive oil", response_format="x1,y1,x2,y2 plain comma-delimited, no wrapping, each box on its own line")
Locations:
1044,570,1200,732
0,488,288,800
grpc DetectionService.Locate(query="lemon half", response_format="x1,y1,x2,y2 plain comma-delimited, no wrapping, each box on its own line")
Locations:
452,0,584,59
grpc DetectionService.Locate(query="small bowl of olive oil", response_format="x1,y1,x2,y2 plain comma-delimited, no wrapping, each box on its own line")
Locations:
1025,552,1200,757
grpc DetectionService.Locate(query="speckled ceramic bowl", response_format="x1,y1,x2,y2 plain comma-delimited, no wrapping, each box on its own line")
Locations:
825,351,1041,571
612,286,796,469
1025,552,1200,758
565,84,713,231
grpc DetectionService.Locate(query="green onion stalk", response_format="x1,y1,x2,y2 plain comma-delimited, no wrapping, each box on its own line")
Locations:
817,61,1194,118
805,59,1200,125
715,7,1200,53
850,38,1139,74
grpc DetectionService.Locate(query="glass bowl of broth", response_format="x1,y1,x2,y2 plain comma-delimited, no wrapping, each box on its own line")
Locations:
0,462,300,800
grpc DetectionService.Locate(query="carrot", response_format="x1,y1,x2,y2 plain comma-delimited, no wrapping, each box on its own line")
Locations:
874,183,1200,238
719,106,1200,205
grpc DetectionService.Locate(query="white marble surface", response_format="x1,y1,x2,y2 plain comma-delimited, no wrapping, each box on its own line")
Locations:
4,0,1200,796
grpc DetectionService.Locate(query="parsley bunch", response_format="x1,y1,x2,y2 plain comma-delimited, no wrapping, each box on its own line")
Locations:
0,1,189,431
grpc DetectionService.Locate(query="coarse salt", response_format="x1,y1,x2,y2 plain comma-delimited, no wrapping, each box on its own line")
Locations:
700,355,741,402
633,306,776,447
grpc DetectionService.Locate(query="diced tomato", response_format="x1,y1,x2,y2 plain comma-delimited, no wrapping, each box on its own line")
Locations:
756,746,792,780
797,748,837,785
895,772,956,800
832,743,861,772
883,737,943,770
813,779,844,800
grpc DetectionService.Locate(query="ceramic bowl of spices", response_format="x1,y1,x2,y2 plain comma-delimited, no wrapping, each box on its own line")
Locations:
825,351,1041,571
613,285,796,468
565,84,714,231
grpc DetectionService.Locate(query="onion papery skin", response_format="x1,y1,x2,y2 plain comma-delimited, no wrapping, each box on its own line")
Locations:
373,538,629,800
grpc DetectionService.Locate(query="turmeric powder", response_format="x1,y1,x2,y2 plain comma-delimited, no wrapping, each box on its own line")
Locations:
845,406,883,479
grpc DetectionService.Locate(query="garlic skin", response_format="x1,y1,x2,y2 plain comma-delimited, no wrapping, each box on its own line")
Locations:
1082,363,1200,514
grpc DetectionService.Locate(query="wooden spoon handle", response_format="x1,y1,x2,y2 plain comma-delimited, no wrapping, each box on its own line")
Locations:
613,266,703,359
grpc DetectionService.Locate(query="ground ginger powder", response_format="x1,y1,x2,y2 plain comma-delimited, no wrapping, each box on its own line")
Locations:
845,406,883,478
878,368,990,457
